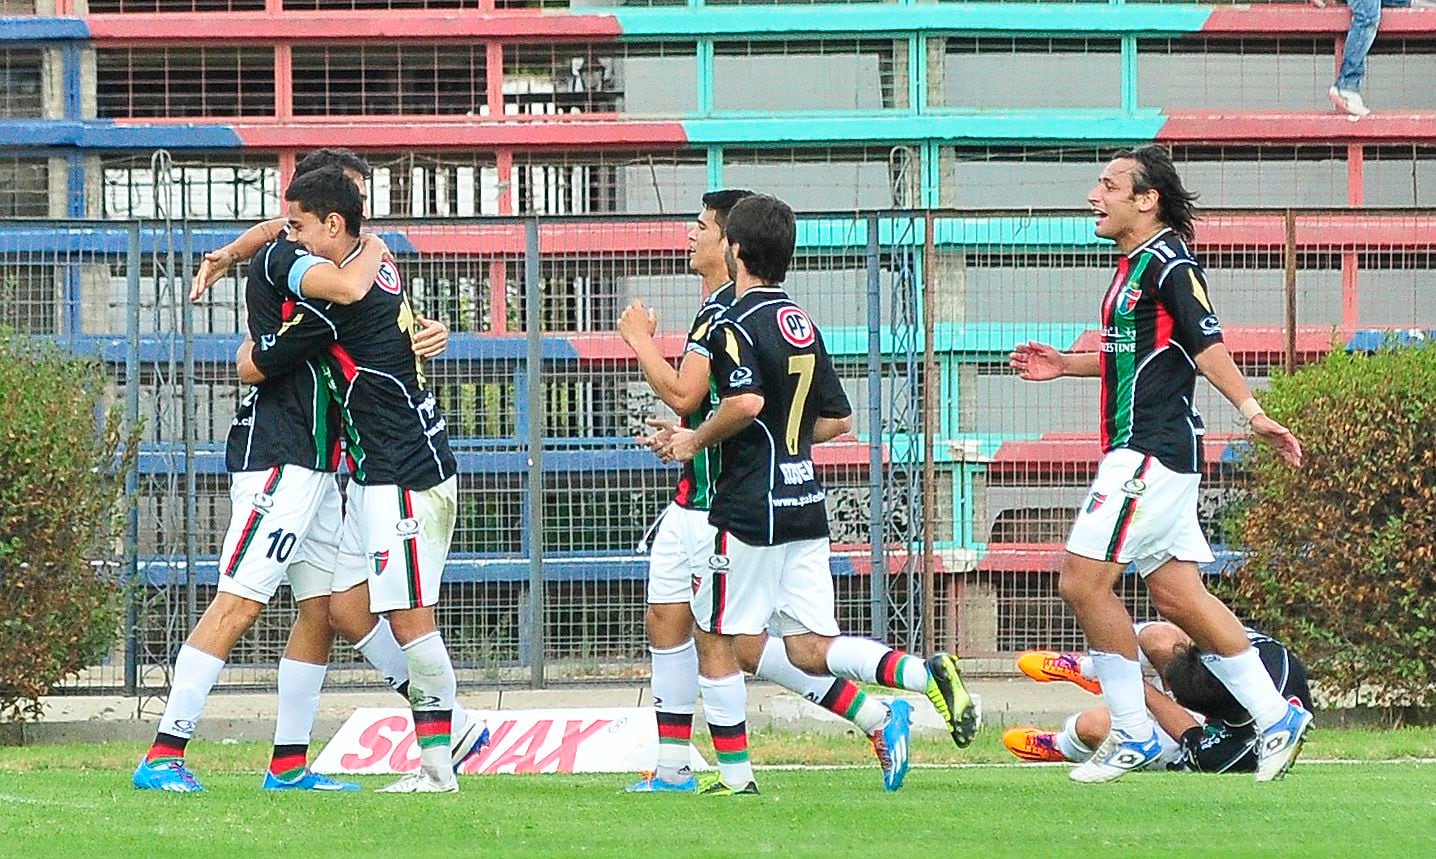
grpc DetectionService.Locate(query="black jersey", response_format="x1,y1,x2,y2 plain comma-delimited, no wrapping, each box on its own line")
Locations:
1099,228,1225,474
224,238,341,473
1170,629,1311,774
672,282,733,512
703,287,851,546
250,248,457,490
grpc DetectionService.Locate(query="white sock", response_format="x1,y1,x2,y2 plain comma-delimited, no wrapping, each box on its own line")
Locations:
1078,655,1097,681
651,639,698,777
1090,650,1153,738
354,618,409,692
1055,713,1094,762
1201,647,1291,730
403,631,458,778
274,658,327,746
825,637,930,693
698,672,754,788
158,645,226,739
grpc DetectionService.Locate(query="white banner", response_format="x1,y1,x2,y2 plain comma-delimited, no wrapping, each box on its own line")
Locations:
313,707,709,776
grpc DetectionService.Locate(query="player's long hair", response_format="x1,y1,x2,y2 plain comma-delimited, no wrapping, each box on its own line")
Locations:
1114,145,1199,244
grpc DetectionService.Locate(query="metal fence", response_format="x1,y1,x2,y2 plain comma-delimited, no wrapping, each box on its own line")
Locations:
1,207,1433,693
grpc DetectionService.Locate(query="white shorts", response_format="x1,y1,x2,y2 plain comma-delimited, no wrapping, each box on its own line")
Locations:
290,477,369,598
1065,449,1214,577
646,503,714,604
691,531,840,637
217,466,335,604
343,476,458,613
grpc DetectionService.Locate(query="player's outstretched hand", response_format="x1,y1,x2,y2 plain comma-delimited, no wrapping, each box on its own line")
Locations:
618,299,657,346
1009,341,1065,381
1251,414,1303,467
412,316,449,360
191,249,238,302
637,417,676,458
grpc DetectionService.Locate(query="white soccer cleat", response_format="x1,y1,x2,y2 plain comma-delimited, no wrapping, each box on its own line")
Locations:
1328,87,1371,118
1069,728,1162,784
377,766,459,794
450,715,491,774
1254,702,1313,783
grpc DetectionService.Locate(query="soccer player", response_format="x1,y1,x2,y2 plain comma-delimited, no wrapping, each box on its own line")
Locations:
1008,144,1312,783
621,191,920,793
136,152,483,794
648,194,978,795
1004,622,1312,775
236,167,463,794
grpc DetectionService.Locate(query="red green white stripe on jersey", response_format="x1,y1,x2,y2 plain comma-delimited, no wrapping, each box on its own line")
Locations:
222,466,283,578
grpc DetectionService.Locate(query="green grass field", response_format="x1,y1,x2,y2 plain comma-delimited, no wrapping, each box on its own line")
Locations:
2,729,1434,857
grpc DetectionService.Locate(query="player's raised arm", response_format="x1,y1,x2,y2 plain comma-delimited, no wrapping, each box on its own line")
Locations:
619,299,713,415
290,233,389,305
190,218,287,302
1010,341,1099,379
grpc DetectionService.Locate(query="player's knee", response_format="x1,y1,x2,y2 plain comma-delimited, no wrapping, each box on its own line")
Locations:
208,593,264,630
327,588,376,643
1057,569,1095,608
294,596,332,631
732,635,765,674
386,608,436,645
645,603,694,649
1075,708,1110,747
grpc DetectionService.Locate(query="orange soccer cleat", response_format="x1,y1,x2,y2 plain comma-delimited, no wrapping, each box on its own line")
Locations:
1016,650,1102,695
1002,727,1067,763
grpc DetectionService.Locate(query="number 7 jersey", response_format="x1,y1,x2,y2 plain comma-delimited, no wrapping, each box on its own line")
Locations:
703,287,852,546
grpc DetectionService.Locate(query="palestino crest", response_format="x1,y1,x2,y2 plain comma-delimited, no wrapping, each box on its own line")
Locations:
375,259,402,295
776,307,816,348
1086,492,1107,514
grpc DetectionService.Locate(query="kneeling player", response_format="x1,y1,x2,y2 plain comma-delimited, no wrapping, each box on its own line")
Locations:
1004,622,1311,773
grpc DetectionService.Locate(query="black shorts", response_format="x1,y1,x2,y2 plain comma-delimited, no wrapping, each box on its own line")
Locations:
1171,724,1258,773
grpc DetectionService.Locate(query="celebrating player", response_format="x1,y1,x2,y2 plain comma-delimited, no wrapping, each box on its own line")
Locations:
622,190,925,793
647,194,977,795
1008,145,1311,783
236,167,463,794
1004,622,1312,775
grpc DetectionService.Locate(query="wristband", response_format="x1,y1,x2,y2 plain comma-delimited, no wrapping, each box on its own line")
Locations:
1238,398,1264,422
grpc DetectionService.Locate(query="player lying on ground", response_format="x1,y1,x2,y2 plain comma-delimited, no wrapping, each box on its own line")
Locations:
136,152,483,794
621,189,926,793
1004,621,1312,774
235,167,467,794
1009,144,1311,784
645,194,978,796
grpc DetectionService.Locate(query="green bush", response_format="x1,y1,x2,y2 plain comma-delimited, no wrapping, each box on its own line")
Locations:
1225,341,1436,710
0,338,139,721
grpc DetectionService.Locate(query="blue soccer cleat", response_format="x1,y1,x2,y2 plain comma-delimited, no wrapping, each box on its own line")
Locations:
1255,701,1313,783
133,759,204,793
871,699,913,791
625,769,698,793
261,769,361,792
1069,728,1163,783
451,718,492,774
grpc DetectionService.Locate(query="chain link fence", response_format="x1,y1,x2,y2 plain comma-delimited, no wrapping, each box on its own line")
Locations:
2,207,1432,693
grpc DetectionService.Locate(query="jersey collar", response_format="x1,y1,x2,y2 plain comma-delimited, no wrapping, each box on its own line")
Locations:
1125,226,1174,259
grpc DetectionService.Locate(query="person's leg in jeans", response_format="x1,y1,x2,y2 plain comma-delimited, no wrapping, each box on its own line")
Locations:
1331,0,1410,113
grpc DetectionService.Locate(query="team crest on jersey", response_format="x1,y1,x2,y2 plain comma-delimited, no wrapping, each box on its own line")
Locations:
1086,492,1107,514
776,307,816,348
375,260,402,295
1117,285,1143,315
370,550,390,576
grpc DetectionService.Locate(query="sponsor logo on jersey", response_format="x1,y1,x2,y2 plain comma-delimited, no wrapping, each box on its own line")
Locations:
1086,491,1107,514
260,333,277,350
252,492,275,511
1199,314,1222,336
1121,478,1148,498
370,550,390,576
728,367,754,389
778,460,815,486
708,554,730,571
396,517,420,537
375,260,402,295
776,306,816,348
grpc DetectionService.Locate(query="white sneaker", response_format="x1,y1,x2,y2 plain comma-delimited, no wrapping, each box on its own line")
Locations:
1255,702,1314,783
1328,87,1371,117
377,766,459,794
450,716,491,774
1069,728,1162,784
